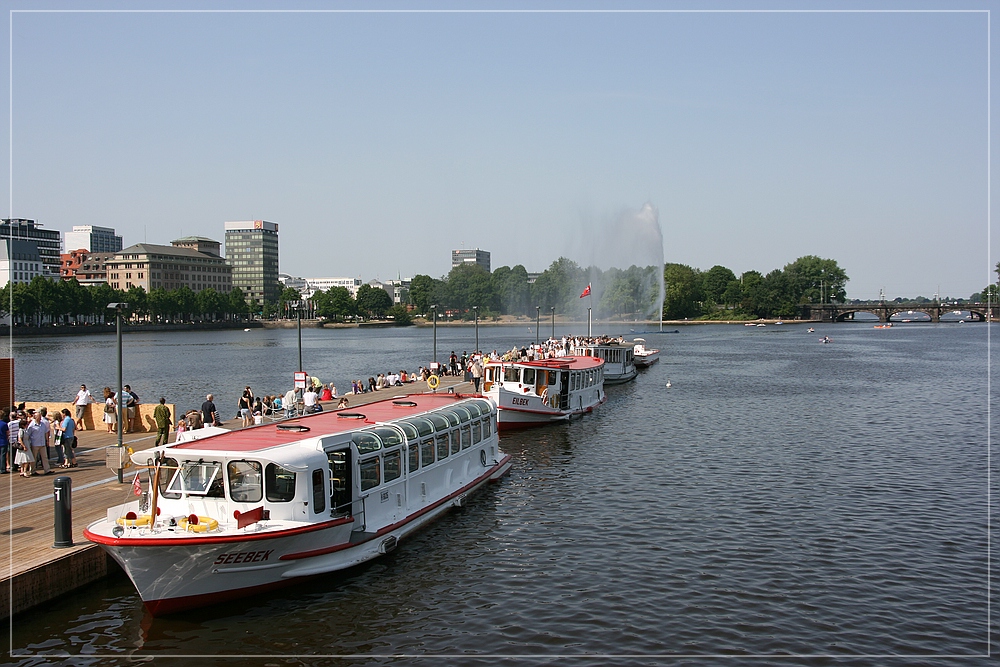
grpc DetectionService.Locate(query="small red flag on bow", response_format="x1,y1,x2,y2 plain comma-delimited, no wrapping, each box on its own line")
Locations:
132,472,142,496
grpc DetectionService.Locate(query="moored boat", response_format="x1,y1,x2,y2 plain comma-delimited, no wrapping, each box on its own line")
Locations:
632,338,660,367
483,355,605,429
85,393,511,616
569,337,637,384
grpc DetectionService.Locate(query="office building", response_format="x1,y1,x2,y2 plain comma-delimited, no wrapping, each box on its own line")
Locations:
305,277,364,297
1,219,61,278
0,239,43,286
61,249,116,286
63,225,123,254
452,248,491,273
106,241,232,293
225,220,279,308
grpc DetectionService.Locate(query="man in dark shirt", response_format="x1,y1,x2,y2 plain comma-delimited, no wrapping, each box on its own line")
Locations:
201,394,218,428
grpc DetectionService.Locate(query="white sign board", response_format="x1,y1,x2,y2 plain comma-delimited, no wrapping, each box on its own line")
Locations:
294,371,308,389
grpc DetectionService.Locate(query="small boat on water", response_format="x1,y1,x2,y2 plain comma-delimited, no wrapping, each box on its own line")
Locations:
483,355,605,429
85,393,511,616
569,338,637,384
874,324,892,329
632,338,660,367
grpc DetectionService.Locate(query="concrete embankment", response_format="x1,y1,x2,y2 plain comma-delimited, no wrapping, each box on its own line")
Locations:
2,375,472,619
0,321,264,337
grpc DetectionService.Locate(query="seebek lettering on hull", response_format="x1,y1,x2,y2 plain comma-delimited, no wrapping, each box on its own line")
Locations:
213,549,274,565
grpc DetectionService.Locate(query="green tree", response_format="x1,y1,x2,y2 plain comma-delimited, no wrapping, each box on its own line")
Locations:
491,265,531,316
663,263,703,319
387,304,413,325
228,288,250,320
408,274,438,315
701,265,737,308
314,286,356,321
783,255,848,304
356,284,393,318
442,263,493,312
279,287,301,319
126,285,148,322
532,257,585,315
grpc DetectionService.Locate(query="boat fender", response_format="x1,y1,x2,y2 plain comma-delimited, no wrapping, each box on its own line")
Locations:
178,515,220,533
548,394,559,409
427,374,440,390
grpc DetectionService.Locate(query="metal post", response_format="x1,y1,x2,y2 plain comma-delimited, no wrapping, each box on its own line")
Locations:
296,303,302,372
53,476,73,548
473,306,479,354
432,305,438,371
550,307,554,340
588,308,592,337
535,306,540,345
116,309,124,484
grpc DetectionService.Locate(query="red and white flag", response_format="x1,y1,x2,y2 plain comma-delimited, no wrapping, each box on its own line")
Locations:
132,472,143,496
579,284,591,298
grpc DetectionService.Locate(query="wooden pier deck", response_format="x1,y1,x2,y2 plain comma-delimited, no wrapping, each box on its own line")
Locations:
1,377,474,618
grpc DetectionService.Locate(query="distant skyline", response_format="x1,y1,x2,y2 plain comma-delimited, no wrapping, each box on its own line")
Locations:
3,3,995,300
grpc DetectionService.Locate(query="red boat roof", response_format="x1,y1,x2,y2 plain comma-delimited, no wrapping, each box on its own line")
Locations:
483,356,603,371
169,393,488,453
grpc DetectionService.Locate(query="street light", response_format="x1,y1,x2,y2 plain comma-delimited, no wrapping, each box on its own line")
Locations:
291,300,303,372
106,302,128,484
535,306,540,345
473,306,479,354
431,305,438,373
550,306,555,340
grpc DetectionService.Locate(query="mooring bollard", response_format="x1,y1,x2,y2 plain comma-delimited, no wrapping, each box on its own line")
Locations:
53,476,74,548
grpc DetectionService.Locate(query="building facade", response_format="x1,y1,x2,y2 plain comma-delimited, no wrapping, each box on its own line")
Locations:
63,225,123,254
225,220,279,309
451,248,491,273
0,239,43,286
1,219,61,278
106,241,232,293
305,276,364,297
61,250,117,286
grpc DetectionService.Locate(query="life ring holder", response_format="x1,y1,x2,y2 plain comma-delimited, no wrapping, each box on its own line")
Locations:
427,375,440,390
277,423,310,432
178,514,220,533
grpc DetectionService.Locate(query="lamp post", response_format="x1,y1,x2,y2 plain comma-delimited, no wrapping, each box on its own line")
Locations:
431,305,438,373
292,300,303,372
107,302,128,484
535,306,540,345
473,306,479,354
550,306,555,340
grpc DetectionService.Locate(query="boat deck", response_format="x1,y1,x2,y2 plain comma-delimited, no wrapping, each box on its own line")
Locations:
1,375,474,618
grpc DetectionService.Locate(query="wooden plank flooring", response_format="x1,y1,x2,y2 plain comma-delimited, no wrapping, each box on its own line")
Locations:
2,377,474,583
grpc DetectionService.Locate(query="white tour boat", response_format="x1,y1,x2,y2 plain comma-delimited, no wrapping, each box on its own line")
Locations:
483,355,605,429
570,338,637,384
85,394,511,616
632,338,660,368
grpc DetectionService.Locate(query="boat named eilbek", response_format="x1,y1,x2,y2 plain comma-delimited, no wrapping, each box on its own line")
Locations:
85,394,511,616
483,355,605,429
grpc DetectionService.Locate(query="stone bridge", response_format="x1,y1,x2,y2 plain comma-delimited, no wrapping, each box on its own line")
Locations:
800,302,999,323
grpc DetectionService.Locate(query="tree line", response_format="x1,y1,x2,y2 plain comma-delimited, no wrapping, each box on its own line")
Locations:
391,254,848,321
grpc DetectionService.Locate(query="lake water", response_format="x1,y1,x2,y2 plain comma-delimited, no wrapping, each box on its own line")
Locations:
7,322,996,665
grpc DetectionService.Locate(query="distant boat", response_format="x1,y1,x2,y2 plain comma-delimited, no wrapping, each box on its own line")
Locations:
632,338,660,368
243,328,251,332
807,328,815,333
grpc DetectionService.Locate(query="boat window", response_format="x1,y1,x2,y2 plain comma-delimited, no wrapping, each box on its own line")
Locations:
265,463,297,502
472,399,493,415
412,418,434,438
460,425,471,449
396,421,419,441
482,416,493,438
373,427,403,447
360,457,380,491
440,409,461,427
484,366,493,382
471,421,482,444
228,460,263,503
452,406,472,422
420,437,435,466
522,368,536,385
167,461,222,497
408,443,419,472
450,428,461,454
504,367,520,382
157,457,180,499
353,431,382,454
384,451,401,482
436,432,450,460
312,469,326,513
427,414,449,431
464,402,482,417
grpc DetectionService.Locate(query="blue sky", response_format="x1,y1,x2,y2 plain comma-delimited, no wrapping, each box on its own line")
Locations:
2,2,993,300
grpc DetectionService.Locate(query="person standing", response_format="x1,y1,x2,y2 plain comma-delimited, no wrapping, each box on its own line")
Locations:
22,410,52,475
0,409,8,473
72,384,94,430
123,385,139,433
153,397,172,446
7,411,21,473
238,389,252,427
471,357,483,393
102,387,117,433
201,394,218,428
58,408,77,468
